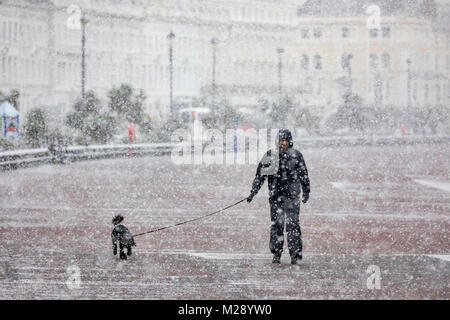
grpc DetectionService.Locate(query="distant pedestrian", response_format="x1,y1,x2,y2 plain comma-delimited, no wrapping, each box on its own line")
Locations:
247,129,310,264
128,123,135,144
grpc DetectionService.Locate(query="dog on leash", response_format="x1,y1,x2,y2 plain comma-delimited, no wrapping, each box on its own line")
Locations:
111,215,136,260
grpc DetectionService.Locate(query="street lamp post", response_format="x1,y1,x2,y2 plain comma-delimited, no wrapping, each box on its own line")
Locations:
406,58,411,108
80,14,88,100
80,14,89,100
211,38,218,114
277,48,284,107
406,58,412,133
167,31,175,115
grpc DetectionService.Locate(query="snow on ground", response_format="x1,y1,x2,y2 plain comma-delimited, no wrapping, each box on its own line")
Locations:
0,143,449,299
427,255,450,262
413,179,450,193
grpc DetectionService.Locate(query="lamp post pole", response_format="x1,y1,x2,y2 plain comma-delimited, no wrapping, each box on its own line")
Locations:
167,31,175,115
348,54,353,96
80,14,89,100
277,48,285,127
406,58,411,108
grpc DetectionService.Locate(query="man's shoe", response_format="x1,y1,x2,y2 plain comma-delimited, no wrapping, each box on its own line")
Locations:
127,247,132,256
120,251,127,260
272,254,281,264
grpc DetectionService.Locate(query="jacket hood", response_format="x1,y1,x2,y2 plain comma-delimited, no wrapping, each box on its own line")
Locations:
278,129,293,148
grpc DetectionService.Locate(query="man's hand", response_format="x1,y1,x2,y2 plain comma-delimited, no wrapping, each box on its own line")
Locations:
302,192,309,204
247,194,255,203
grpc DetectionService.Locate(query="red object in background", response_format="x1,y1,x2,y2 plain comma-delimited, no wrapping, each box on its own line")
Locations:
128,123,135,143
401,124,406,136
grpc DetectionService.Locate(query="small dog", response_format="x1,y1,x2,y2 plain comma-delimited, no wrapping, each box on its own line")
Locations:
111,215,136,260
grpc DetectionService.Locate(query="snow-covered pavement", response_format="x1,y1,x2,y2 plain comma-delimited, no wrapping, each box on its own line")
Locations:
0,143,449,299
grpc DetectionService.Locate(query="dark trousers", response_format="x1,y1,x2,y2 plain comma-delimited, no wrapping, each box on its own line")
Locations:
269,195,302,257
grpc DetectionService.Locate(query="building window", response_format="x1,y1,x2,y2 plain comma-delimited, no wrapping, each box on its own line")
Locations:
341,53,352,70
382,53,390,69
313,28,322,38
314,54,322,70
342,27,349,38
370,28,378,38
301,29,309,39
1,56,5,79
1,21,5,40
13,22,18,41
317,80,322,95
301,54,309,70
382,27,391,38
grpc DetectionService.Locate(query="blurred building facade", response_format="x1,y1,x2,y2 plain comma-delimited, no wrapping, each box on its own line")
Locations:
295,0,450,122
0,0,448,124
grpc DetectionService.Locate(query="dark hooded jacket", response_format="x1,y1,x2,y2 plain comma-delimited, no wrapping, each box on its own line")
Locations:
250,129,310,199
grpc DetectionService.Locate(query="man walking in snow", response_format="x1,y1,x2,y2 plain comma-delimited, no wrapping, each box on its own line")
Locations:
247,129,310,264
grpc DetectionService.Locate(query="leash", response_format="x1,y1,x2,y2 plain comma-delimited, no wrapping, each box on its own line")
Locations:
133,198,247,238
